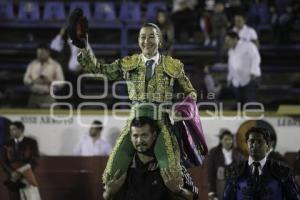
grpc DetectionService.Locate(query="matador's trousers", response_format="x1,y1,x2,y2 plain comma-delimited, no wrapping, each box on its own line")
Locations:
102,105,181,183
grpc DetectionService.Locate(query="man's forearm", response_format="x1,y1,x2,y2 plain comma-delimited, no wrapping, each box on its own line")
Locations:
77,48,98,73
77,49,122,80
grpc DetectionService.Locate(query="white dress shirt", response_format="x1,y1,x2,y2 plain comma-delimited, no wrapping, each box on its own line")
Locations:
141,53,160,77
50,34,94,72
14,135,25,143
222,148,233,165
227,40,261,87
73,134,112,156
23,58,65,93
248,156,267,175
233,25,258,42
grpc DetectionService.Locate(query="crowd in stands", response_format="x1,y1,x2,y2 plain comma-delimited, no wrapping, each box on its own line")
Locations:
0,0,299,109
0,0,299,44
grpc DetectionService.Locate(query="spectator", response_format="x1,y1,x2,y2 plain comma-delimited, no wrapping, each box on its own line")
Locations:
233,14,259,46
73,120,112,156
207,129,244,200
201,0,216,12
270,4,293,44
200,10,212,46
1,121,41,200
225,31,261,106
204,65,222,100
50,27,94,107
23,44,65,108
294,150,300,186
155,9,175,55
212,2,229,60
226,0,242,21
203,2,229,48
224,127,300,200
103,109,198,200
172,0,198,42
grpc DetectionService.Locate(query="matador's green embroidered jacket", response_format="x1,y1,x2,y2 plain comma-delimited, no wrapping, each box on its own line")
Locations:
78,49,197,102
77,49,197,183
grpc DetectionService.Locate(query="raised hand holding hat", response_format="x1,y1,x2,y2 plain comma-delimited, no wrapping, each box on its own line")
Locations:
67,8,88,49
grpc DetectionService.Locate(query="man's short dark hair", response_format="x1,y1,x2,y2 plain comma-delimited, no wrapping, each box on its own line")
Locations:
226,31,240,40
219,129,233,140
140,23,162,42
131,117,157,134
245,127,271,144
10,121,25,132
141,23,161,33
92,120,103,130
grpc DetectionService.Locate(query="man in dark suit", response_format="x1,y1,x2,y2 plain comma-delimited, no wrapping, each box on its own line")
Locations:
1,121,40,200
224,127,300,200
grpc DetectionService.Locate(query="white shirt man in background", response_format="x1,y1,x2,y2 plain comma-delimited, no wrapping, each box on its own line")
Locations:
225,31,261,106
23,44,65,108
73,120,112,156
233,14,259,47
50,27,94,107
50,27,94,73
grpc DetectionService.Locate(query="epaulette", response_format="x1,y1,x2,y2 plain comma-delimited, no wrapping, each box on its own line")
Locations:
163,56,183,78
269,159,291,182
120,54,141,72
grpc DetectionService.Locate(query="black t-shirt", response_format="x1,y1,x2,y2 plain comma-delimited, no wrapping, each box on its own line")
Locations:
114,155,173,200
114,154,199,200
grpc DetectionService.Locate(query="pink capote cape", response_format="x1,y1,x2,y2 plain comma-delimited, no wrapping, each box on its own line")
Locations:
175,96,208,166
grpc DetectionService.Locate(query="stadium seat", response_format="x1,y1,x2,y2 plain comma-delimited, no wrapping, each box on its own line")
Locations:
18,1,40,21
119,2,141,22
145,2,167,22
0,2,14,20
94,2,116,22
69,2,91,20
248,2,269,25
275,0,288,14
43,2,66,21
